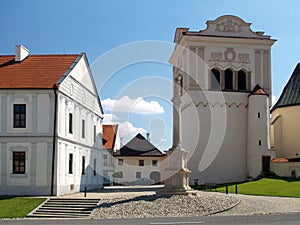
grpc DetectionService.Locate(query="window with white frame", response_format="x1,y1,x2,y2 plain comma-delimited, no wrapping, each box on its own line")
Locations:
13,104,26,128
13,151,26,174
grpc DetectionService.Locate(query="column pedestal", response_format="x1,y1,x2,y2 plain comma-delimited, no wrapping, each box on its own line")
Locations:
157,147,196,195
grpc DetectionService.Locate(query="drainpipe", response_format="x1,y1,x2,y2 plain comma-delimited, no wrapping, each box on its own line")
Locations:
51,88,58,196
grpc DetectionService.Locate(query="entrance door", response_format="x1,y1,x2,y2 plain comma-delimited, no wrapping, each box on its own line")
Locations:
262,155,271,175
150,171,161,184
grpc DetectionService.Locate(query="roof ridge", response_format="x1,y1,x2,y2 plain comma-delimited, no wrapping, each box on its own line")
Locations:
0,54,80,57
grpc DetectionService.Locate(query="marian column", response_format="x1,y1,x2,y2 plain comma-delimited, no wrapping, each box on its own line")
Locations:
157,74,195,195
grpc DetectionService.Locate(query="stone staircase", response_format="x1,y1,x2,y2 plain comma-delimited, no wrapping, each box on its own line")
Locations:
27,198,100,218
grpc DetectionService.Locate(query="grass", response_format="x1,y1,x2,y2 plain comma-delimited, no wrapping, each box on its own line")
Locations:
0,197,46,218
194,177,300,197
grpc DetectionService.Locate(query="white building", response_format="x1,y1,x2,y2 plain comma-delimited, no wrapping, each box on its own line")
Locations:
102,124,121,185
114,133,167,184
170,15,276,184
0,45,104,196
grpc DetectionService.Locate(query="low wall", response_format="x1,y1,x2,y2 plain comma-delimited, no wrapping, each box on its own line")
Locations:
270,162,300,178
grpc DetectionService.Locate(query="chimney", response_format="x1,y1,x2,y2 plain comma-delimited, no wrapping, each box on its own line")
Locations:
146,133,150,142
120,137,123,148
15,45,29,62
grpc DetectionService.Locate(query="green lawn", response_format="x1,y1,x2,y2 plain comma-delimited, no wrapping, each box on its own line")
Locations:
0,197,46,218
199,178,300,197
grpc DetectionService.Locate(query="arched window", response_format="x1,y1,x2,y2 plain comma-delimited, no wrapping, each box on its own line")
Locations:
224,69,233,91
211,69,221,90
238,70,247,91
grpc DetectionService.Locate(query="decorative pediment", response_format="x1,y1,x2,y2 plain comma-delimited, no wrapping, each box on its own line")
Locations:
199,15,271,39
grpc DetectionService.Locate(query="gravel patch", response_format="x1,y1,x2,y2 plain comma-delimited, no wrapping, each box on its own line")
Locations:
214,194,300,216
91,191,239,219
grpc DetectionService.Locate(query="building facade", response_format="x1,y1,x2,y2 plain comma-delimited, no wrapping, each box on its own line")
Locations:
170,15,276,184
102,124,121,185
0,45,104,196
270,63,300,178
114,133,166,184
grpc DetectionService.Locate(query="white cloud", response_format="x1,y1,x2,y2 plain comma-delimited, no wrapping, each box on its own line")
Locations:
118,121,146,142
103,113,119,124
102,96,164,115
271,95,277,107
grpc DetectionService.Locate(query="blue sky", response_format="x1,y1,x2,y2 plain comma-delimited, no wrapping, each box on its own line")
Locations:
1,0,300,150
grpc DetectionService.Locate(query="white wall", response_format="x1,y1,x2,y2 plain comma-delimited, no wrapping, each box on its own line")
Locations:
271,162,300,178
55,54,104,195
0,90,55,195
114,156,167,183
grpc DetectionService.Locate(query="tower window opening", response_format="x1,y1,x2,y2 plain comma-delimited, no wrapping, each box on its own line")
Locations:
211,69,221,90
225,69,233,91
238,70,247,91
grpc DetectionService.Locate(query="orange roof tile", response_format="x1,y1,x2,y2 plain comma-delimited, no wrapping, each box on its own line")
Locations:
272,158,289,163
102,124,118,150
0,54,79,89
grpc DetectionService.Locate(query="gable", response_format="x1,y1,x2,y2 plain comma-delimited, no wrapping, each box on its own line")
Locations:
61,53,98,96
58,53,103,115
199,15,271,39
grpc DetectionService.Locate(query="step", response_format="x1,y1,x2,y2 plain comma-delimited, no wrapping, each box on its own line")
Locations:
35,209,92,214
28,213,88,218
51,198,100,202
40,206,94,210
27,198,100,218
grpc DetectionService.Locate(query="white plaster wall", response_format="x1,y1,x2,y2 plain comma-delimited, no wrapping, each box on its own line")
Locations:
55,54,104,195
247,95,271,178
56,139,103,195
182,91,249,184
114,157,166,183
36,143,48,186
37,94,51,133
271,162,300,178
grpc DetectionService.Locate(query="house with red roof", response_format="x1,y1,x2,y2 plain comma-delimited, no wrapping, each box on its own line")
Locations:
0,45,104,196
102,124,121,185
113,133,166,185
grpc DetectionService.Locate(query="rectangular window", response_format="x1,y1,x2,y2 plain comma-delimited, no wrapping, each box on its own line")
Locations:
82,119,85,138
259,140,262,146
82,156,85,175
13,104,26,128
139,160,144,167
118,159,123,166
103,155,108,166
69,113,73,134
93,158,97,176
152,160,158,167
13,151,26,174
94,125,96,142
69,153,73,174
136,171,141,179
258,113,261,118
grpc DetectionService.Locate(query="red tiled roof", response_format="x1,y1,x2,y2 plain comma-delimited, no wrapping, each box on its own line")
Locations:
249,84,269,96
0,54,79,89
102,124,118,150
272,158,289,163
